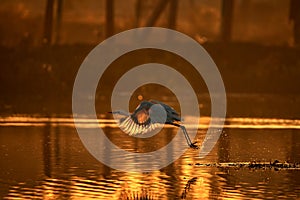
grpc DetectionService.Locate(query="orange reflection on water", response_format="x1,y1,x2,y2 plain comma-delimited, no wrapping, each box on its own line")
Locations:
1,116,300,130
1,118,300,199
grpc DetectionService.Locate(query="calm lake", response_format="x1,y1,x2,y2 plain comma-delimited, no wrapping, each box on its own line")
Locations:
1,106,300,199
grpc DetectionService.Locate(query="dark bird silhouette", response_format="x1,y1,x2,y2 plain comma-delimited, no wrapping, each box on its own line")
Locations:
109,100,198,149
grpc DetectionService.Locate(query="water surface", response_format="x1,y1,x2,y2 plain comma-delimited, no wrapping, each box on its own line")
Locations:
0,115,300,199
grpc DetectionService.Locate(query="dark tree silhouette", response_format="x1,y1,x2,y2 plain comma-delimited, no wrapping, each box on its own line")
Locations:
168,0,178,29
290,0,300,46
139,0,178,29
145,0,169,27
43,0,55,45
135,0,142,27
106,0,114,38
55,0,64,44
221,0,234,42
44,0,64,45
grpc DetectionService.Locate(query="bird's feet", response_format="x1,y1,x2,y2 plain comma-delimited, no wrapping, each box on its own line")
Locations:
189,142,199,149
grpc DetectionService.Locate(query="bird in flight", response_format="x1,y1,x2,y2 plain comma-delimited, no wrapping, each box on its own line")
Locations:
109,100,198,149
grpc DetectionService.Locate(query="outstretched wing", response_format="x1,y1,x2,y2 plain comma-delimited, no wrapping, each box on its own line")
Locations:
115,100,181,135
118,107,158,136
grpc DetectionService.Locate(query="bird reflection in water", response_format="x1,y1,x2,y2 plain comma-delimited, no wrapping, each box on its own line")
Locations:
181,177,198,199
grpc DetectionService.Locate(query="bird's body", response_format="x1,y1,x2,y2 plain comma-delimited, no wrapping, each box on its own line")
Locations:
110,100,198,148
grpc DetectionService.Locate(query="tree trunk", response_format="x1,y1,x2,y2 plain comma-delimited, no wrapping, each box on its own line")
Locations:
221,0,234,42
146,0,170,27
43,0,55,45
168,0,178,29
135,0,142,27
106,0,114,38
55,0,63,44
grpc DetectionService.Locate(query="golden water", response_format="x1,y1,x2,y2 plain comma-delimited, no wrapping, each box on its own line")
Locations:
0,115,299,199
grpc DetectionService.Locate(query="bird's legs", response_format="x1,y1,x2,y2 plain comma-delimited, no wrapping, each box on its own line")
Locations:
169,123,198,149
180,125,198,149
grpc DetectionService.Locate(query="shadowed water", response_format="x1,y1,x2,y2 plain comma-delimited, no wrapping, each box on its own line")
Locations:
0,114,300,199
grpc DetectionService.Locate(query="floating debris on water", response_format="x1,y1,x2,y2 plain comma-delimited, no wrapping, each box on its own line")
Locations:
193,160,300,170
